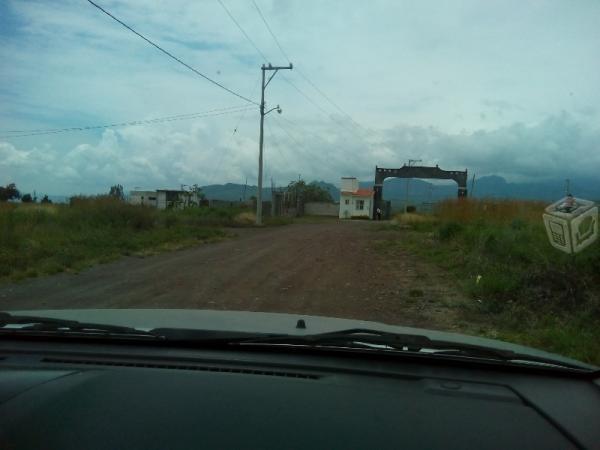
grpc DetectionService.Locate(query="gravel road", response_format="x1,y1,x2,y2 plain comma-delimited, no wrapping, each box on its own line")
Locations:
0,221,468,330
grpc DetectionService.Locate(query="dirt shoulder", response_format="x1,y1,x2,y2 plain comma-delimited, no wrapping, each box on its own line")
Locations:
0,221,470,332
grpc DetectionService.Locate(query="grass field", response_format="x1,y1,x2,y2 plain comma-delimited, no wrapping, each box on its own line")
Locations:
0,197,284,283
379,199,600,365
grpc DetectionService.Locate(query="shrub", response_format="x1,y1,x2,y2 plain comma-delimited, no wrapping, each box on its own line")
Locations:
437,221,463,241
234,212,256,225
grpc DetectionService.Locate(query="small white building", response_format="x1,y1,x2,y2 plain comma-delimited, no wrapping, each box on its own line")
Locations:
129,189,203,210
129,190,158,207
338,177,373,219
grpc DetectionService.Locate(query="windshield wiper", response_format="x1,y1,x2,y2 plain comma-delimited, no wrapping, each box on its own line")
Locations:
0,312,163,340
233,328,589,371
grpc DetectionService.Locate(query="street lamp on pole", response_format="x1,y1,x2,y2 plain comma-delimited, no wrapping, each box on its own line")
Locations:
256,63,293,226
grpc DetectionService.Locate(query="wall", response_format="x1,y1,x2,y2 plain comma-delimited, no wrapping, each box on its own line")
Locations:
129,191,158,207
209,199,251,208
341,177,359,193
305,202,339,217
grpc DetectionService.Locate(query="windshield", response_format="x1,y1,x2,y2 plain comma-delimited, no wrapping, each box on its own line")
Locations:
0,0,598,367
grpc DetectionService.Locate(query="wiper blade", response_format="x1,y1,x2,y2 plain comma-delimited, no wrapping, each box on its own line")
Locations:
238,328,432,350
0,312,162,339
235,328,588,370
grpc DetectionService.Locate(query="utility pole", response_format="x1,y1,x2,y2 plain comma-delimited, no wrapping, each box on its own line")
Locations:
256,62,293,225
296,173,301,217
405,159,422,213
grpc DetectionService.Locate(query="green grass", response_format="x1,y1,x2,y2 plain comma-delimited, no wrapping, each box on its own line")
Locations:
377,199,600,365
0,198,269,283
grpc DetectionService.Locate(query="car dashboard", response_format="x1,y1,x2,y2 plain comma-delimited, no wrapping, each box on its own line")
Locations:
0,338,598,450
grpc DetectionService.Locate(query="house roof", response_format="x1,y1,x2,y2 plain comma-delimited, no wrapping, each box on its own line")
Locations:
341,188,373,197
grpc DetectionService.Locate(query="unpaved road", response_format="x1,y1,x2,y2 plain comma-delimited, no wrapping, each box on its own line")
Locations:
0,221,469,331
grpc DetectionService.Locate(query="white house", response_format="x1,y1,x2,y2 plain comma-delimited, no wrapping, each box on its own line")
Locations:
129,190,158,207
129,189,203,210
338,177,373,219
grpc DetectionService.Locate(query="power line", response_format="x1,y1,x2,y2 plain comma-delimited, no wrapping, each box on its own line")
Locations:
295,68,367,133
245,3,368,142
205,78,262,186
270,117,325,175
2,105,249,135
216,0,358,145
265,119,292,170
251,0,290,63
86,0,258,105
0,106,256,139
216,0,268,62
248,2,371,137
280,75,363,139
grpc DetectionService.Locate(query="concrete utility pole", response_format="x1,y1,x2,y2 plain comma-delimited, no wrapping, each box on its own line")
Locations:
256,62,293,225
405,159,422,213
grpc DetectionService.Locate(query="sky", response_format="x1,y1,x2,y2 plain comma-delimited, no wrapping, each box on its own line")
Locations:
1,0,599,196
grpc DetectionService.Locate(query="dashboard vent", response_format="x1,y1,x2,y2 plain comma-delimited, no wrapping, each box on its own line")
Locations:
42,357,319,380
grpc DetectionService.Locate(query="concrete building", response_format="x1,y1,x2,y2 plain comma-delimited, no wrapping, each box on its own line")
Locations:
129,190,158,207
129,189,203,210
338,177,373,219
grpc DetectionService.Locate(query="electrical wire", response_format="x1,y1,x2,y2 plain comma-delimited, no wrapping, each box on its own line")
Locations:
205,78,262,186
248,1,371,137
86,0,258,105
251,0,290,64
216,0,268,63
216,0,358,142
0,106,256,139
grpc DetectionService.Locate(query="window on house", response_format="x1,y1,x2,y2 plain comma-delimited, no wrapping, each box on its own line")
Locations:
356,200,364,210
345,199,350,205
149,197,157,201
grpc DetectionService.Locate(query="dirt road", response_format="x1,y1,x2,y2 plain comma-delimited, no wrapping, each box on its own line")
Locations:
0,221,468,331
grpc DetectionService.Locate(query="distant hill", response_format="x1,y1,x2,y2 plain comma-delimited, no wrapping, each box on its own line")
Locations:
359,175,600,204
196,175,599,205
201,181,340,202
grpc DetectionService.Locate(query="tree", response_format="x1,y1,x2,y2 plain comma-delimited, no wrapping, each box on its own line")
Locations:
108,184,125,201
41,195,52,204
285,180,333,206
191,184,205,200
0,183,21,202
21,193,33,203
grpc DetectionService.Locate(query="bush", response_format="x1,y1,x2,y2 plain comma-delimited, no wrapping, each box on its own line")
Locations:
437,221,463,241
233,212,256,225
0,202,243,282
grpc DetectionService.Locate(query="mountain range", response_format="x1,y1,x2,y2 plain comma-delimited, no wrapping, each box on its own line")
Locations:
201,176,600,206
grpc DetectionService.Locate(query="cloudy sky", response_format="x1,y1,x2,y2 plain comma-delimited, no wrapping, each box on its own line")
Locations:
1,0,599,195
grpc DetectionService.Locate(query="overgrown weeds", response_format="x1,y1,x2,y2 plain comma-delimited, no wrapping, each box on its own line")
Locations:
379,198,600,364
0,198,264,282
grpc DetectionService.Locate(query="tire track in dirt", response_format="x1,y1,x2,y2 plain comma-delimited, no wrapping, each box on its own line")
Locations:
0,221,470,332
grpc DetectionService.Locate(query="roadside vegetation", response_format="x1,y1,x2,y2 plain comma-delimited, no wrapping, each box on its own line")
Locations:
377,199,600,364
0,197,283,283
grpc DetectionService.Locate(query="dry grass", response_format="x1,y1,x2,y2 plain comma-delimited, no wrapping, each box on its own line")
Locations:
434,198,545,224
379,198,600,364
393,212,438,225
233,212,257,225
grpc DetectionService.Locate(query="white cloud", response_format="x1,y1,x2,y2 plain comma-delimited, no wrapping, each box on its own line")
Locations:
1,0,599,194
4,111,598,195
